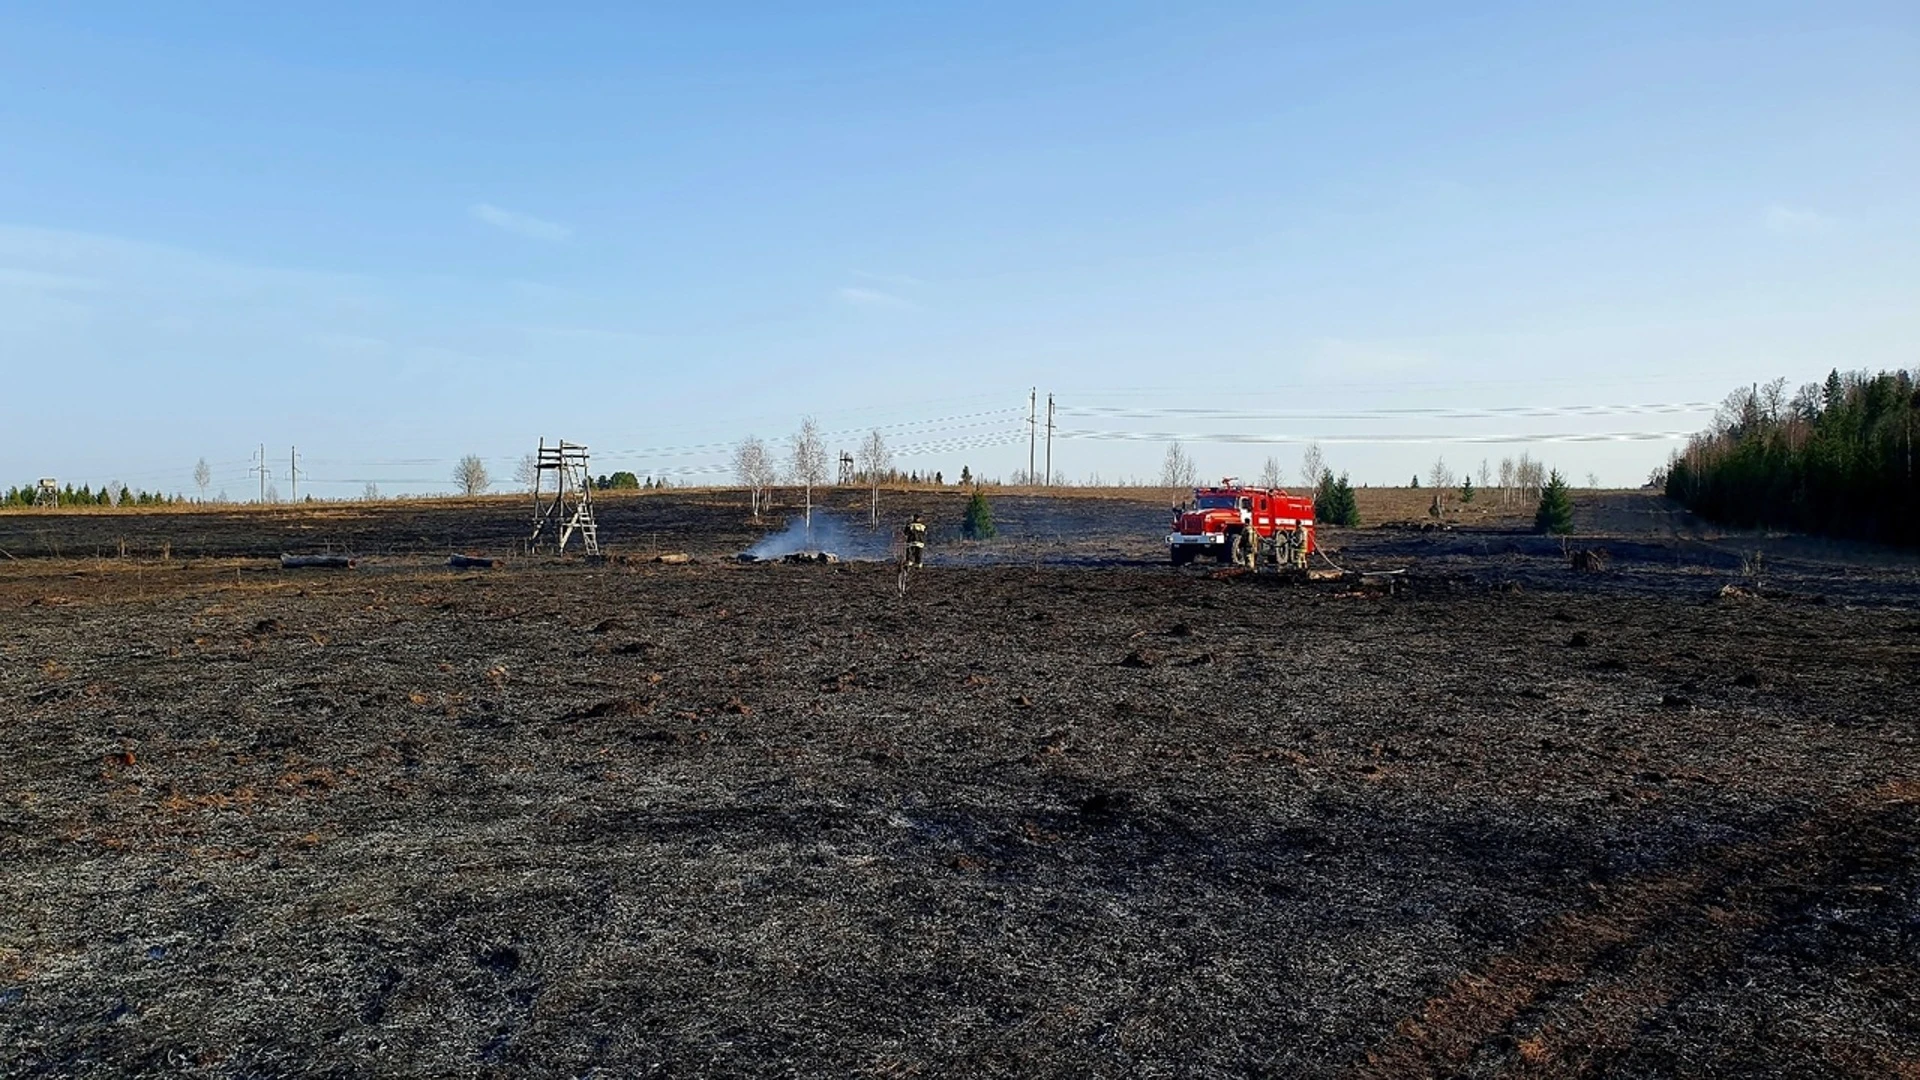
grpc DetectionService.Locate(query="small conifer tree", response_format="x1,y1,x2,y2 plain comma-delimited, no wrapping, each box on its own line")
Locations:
1313,469,1359,527
1535,469,1574,535
1323,472,1360,527
1460,475,1475,504
961,488,995,540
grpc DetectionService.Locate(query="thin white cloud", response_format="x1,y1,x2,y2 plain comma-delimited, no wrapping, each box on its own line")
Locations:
851,269,925,287
312,332,393,356
512,324,662,346
508,279,575,301
837,285,919,310
0,222,370,297
471,202,572,242
1308,337,1432,378
1763,204,1836,237
0,266,107,292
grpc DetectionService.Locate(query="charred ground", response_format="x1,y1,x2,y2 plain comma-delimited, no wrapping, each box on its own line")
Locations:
1,491,1916,1077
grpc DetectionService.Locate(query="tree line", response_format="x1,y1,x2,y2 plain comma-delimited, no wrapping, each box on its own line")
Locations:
4,483,181,508
1666,368,1920,546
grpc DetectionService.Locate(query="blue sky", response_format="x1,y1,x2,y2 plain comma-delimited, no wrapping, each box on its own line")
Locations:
2,2,1915,497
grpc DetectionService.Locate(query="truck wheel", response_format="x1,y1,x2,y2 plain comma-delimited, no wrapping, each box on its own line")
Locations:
1271,533,1293,569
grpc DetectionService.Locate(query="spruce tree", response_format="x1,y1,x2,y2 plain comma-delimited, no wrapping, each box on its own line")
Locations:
961,488,995,540
1534,469,1574,534
1460,475,1475,503
1315,470,1359,527
1329,473,1359,527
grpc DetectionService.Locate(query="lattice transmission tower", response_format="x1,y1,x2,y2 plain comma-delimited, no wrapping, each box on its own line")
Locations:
528,439,600,555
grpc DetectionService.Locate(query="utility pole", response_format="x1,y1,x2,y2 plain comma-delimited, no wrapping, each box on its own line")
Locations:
289,446,301,502
1028,387,1037,486
1045,393,1054,487
250,444,271,503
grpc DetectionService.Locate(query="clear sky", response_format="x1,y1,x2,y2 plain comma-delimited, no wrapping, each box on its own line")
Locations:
2,2,1915,498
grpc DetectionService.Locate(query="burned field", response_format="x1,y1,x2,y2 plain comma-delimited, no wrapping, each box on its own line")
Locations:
2,497,1918,1077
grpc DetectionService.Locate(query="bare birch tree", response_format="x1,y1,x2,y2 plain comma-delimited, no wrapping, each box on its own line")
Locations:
732,435,774,520
858,428,891,528
1758,377,1788,422
454,454,491,496
193,458,211,502
1514,454,1544,502
1497,456,1516,506
1258,456,1284,488
513,452,540,494
788,417,829,532
1427,457,1455,518
1299,443,1326,492
1160,442,1197,489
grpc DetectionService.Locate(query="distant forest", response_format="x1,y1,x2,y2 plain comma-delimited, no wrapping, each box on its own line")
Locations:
1667,368,1919,546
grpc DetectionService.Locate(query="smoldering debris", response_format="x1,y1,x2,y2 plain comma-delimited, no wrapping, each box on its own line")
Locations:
742,513,889,562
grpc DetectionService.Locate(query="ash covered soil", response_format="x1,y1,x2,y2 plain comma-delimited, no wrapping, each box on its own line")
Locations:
2,492,1918,1078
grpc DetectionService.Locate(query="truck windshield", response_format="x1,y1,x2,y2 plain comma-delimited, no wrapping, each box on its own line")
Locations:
1194,495,1239,510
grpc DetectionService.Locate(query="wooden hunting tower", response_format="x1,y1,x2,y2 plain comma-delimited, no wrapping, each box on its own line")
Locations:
528,440,599,555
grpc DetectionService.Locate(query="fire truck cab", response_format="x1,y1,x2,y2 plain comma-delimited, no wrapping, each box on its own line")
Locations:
1167,479,1316,569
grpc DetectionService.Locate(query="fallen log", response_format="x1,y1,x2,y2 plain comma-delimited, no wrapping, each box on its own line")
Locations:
782,551,841,564
280,554,355,570
654,553,692,565
448,554,499,569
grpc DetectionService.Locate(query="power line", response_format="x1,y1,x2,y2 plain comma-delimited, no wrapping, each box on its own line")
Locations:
1056,402,1714,421
28,388,1713,496
1055,428,1693,446
1063,371,1746,399
599,407,1024,461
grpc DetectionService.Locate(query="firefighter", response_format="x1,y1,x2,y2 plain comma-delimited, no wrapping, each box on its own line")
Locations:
903,513,928,568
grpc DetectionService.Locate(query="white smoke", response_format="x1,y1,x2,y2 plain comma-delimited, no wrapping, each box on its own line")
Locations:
745,513,892,561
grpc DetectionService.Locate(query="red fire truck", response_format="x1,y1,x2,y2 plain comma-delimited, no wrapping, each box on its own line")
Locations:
1167,479,1316,568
